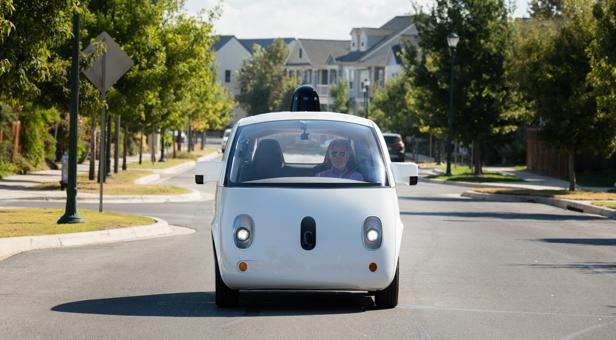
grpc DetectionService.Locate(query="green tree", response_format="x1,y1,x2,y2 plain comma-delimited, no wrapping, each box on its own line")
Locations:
368,76,418,139
410,0,520,174
0,0,14,75
587,0,616,153
237,39,294,115
529,0,563,18
519,0,610,191
330,80,349,113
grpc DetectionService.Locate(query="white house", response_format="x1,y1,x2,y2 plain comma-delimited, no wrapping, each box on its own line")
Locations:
284,16,418,113
213,36,295,122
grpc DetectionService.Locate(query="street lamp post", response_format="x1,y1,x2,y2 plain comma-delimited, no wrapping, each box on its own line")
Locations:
58,10,83,224
445,32,459,177
362,79,370,117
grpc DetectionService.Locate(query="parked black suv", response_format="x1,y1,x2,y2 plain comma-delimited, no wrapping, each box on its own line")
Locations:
383,133,405,162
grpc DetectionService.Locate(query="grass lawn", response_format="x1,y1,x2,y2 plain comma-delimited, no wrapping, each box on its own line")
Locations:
0,208,154,238
429,165,524,183
592,202,616,209
512,165,527,171
475,188,616,201
35,170,191,195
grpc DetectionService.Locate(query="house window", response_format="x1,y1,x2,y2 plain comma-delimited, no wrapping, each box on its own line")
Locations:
321,70,328,84
299,48,303,59
330,70,337,84
349,81,353,89
288,70,293,78
361,41,364,47
225,70,231,83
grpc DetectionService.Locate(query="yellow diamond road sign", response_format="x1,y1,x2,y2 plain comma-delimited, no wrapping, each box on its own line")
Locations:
83,31,133,94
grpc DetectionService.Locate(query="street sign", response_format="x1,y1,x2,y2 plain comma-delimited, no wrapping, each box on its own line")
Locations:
82,32,132,212
83,31,133,94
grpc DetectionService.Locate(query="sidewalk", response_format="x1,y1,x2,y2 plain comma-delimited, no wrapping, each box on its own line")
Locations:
0,151,220,203
421,166,614,192
419,166,615,219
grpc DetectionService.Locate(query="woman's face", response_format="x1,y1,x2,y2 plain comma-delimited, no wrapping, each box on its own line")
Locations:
329,144,349,171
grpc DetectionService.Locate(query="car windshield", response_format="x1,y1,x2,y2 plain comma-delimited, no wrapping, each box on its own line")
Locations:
226,119,387,186
384,135,401,144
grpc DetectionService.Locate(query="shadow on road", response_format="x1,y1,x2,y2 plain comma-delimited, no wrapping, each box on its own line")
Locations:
539,239,616,246
51,291,375,317
512,262,616,275
401,211,604,221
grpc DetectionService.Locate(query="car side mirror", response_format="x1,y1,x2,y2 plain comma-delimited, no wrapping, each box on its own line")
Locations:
390,162,418,186
195,160,223,184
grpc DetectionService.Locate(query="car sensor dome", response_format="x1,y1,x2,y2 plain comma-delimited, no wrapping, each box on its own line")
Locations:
290,85,320,112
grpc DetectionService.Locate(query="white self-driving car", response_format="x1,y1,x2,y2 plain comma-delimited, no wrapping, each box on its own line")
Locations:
195,112,418,309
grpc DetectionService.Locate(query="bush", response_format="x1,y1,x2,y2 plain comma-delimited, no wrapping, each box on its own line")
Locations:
11,154,33,174
0,162,19,178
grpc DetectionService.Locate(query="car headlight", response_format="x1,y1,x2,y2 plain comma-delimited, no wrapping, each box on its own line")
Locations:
362,216,382,250
233,215,254,249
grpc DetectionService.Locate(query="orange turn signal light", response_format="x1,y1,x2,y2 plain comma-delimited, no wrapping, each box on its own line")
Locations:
238,261,248,272
369,262,378,272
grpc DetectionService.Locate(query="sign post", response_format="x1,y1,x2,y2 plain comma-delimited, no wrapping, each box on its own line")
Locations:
83,32,133,212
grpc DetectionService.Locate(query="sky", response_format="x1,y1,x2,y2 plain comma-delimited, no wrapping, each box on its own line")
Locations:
185,0,531,40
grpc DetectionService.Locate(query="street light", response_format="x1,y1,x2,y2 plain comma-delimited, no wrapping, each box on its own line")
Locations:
362,79,370,117
445,32,459,177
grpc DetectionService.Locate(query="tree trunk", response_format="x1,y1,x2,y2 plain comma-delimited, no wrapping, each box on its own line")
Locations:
568,152,576,191
122,121,128,171
150,127,156,163
201,131,206,150
105,114,111,178
428,133,432,159
159,128,166,162
473,139,482,176
88,117,96,180
412,135,417,162
187,124,192,153
114,115,120,174
172,130,177,159
138,128,143,164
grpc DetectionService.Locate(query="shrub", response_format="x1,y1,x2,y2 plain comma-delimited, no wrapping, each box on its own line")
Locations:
0,162,19,178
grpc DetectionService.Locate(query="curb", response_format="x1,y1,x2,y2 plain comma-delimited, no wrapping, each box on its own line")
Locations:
7,188,212,204
0,218,195,261
462,191,616,219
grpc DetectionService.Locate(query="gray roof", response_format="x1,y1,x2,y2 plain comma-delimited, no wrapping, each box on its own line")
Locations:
212,35,236,51
338,16,413,63
239,38,295,52
297,39,350,65
380,15,412,32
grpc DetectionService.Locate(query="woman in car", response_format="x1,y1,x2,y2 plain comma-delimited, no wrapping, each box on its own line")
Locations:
316,139,364,181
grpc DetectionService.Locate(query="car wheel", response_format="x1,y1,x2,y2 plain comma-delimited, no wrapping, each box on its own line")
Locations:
213,240,238,308
374,260,399,309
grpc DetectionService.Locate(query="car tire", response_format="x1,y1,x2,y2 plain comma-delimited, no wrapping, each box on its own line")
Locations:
213,240,239,308
374,260,399,309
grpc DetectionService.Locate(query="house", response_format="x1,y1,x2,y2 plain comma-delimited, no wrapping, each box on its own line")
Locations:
284,16,418,113
284,39,351,109
336,16,418,113
212,36,295,122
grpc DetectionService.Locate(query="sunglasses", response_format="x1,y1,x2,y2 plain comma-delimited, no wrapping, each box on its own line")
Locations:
330,151,347,158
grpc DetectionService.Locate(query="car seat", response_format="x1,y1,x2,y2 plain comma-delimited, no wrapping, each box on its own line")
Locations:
242,139,285,181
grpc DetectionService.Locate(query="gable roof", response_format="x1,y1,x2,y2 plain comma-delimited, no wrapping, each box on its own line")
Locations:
212,35,236,51
338,16,414,64
239,38,295,52
296,39,350,66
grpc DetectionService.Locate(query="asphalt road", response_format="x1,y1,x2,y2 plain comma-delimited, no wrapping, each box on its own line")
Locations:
1,166,615,339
